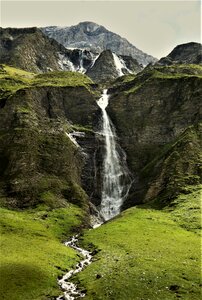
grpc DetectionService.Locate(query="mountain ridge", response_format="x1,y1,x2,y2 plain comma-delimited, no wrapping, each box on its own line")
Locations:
41,21,157,66
0,26,143,81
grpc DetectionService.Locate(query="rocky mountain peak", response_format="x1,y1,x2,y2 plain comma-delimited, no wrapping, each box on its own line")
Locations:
76,21,106,33
41,22,157,66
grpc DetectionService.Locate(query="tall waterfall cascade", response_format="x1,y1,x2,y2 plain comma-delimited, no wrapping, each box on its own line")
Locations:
97,90,132,221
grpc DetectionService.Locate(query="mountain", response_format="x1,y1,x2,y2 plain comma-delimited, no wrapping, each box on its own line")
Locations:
0,40,201,300
158,42,202,65
86,50,142,82
41,21,157,66
0,44,201,209
0,27,73,73
0,65,99,208
0,27,101,74
0,27,142,81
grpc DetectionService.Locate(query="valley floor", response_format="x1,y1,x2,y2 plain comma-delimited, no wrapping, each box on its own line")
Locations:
76,187,201,300
0,204,84,300
0,186,201,300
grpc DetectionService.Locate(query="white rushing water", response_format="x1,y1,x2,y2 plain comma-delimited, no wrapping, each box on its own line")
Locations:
57,235,93,300
112,53,133,76
97,89,132,221
112,53,125,76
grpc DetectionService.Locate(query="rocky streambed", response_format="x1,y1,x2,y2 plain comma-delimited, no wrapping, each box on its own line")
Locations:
57,235,93,300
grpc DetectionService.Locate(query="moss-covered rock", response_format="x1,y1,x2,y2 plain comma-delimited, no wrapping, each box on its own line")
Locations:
0,66,99,209
108,64,202,208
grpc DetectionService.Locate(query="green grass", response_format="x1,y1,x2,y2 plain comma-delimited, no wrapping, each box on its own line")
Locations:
0,64,94,100
34,71,93,87
124,64,202,95
0,203,85,300
166,185,202,234
75,200,201,300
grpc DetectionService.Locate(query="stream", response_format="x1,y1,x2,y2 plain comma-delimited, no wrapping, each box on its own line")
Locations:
57,235,93,300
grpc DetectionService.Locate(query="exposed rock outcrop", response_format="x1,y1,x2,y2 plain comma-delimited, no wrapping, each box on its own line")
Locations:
158,42,202,66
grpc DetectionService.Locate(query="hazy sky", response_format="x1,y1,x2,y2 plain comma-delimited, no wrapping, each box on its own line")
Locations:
0,0,201,58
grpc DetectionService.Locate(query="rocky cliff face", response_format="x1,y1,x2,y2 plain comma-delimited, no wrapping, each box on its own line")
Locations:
86,50,142,83
41,22,157,66
0,40,201,212
0,27,99,74
0,66,102,209
0,27,73,73
107,64,202,207
158,42,202,65
0,27,143,82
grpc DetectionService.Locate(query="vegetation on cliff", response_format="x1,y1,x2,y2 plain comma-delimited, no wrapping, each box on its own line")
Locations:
0,64,98,210
108,64,202,209
0,64,94,92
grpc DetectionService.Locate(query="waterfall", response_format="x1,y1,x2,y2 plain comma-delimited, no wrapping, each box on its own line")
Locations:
97,89,132,221
112,53,125,76
112,53,133,77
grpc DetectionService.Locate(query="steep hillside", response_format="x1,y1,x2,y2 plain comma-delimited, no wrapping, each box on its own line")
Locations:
0,27,90,73
0,65,100,209
0,27,143,82
158,42,202,65
41,22,157,65
75,185,201,299
86,50,142,83
107,64,202,208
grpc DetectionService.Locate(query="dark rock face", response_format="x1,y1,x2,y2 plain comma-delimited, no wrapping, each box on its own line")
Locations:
107,66,202,207
158,42,202,65
69,49,98,72
0,84,101,208
86,50,119,82
0,27,77,73
86,50,142,83
41,22,157,65
121,55,143,73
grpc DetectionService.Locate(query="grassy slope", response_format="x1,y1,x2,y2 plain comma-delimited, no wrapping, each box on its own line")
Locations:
109,64,202,95
76,187,201,300
0,64,94,98
0,204,84,300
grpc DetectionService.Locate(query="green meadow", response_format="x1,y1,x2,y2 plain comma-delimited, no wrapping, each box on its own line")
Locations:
0,204,84,300
75,187,201,300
